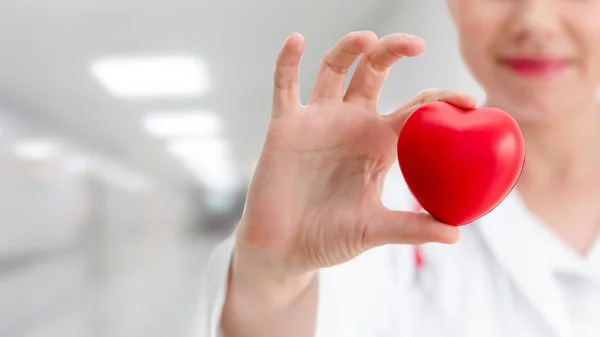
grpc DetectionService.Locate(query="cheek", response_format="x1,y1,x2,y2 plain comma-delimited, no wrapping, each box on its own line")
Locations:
452,2,509,85
584,30,600,86
569,6,600,86
456,23,496,89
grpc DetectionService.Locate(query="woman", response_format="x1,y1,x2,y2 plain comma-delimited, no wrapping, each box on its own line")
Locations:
201,0,600,336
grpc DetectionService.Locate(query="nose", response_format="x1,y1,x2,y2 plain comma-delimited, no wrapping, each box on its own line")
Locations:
509,0,559,48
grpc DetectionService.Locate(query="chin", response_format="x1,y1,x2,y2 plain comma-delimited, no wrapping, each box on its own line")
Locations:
508,106,565,125
488,88,589,126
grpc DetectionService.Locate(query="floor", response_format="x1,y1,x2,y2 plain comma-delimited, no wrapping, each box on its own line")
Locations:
2,234,225,337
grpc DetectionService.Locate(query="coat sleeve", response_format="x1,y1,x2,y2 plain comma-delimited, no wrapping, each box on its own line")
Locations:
196,165,417,337
197,234,235,337
196,236,417,337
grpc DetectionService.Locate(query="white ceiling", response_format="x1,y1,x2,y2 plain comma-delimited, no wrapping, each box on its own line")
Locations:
0,0,403,186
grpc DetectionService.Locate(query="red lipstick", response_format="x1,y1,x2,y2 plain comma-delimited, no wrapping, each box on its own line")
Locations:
503,58,570,77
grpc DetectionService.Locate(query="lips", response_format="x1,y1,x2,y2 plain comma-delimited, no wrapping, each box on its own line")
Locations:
503,57,570,77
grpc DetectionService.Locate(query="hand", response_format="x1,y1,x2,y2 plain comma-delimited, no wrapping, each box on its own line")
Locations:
235,31,476,285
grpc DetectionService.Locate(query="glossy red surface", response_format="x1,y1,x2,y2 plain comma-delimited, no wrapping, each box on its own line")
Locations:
397,101,525,226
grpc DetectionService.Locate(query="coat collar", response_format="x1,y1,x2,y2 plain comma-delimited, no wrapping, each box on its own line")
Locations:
475,191,571,337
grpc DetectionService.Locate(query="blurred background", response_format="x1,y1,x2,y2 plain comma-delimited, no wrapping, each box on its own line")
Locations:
0,1,485,336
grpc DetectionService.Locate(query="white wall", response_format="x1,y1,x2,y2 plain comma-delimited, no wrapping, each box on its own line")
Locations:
375,1,486,113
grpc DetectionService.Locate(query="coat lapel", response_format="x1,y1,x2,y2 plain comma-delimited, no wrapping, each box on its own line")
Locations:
476,191,571,337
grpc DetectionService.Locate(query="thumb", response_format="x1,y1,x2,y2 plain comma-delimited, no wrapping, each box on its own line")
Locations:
363,208,460,249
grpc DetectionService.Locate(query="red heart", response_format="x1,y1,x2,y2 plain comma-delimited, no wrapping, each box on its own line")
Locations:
397,101,525,226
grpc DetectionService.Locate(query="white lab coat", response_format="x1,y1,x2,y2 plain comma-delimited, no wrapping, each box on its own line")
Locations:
198,167,600,337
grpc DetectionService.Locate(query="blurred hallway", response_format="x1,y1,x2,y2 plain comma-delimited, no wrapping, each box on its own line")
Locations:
0,0,480,336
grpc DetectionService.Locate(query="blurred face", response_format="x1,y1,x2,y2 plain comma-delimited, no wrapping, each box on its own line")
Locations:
448,0,600,124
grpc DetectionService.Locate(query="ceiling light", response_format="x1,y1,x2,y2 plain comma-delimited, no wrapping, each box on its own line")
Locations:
142,110,221,138
90,55,209,98
14,139,60,161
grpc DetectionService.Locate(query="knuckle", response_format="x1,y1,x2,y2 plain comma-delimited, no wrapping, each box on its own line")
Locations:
381,32,407,42
346,30,375,39
273,80,294,91
323,59,348,75
368,56,389,73
381,33,422,54
416,88,442,104
321,46,350,75
273,72,295,90
361,30,378,42
384,43,403,58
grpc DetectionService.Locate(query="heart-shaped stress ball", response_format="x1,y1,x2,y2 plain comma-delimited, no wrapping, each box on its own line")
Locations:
397,101,525,226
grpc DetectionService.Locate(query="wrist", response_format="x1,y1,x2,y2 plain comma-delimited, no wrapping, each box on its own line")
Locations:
229,246,317,309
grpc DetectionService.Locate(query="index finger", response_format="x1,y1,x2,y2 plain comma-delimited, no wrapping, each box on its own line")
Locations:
310,31,378,103
344,33,425,104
